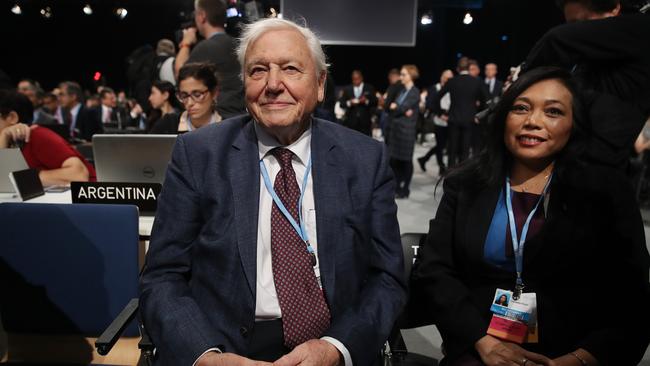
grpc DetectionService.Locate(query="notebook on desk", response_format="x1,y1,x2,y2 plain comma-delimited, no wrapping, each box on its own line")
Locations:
0,148,29,193
93,134,177,184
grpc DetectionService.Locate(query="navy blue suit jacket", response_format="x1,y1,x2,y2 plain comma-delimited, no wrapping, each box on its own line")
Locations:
140,115,407,365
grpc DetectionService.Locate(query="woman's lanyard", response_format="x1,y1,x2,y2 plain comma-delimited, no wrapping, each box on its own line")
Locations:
259,155,317,267
396,88,410,105
505,172,553,299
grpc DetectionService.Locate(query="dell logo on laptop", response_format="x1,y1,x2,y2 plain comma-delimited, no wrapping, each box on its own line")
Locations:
143,167,155,179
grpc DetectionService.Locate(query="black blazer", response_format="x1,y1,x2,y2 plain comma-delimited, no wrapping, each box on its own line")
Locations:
338,83,378,134
411,162,650,365
74,105,103,141
436,74,487,127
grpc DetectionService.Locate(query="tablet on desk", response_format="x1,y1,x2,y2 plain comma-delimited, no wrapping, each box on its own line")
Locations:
9,169,45,201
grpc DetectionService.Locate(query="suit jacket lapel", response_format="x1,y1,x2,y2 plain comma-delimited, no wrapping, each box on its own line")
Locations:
230,118,260,295
310,119,341,300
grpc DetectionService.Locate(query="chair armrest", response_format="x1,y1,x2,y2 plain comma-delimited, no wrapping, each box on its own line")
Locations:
95,298,139,356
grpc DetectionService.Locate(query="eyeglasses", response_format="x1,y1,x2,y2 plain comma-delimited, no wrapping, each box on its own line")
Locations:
176,89,210,104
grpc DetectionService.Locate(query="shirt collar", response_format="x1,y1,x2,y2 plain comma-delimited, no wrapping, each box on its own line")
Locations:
254,120,312,166
70,103,82,116
206,31,225,39
460,71,470,75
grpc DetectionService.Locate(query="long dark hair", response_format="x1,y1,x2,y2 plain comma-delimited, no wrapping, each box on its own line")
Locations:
152,80,182,111
443,67,587,193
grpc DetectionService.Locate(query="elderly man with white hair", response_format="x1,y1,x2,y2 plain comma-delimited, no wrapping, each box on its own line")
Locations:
140,17,406,366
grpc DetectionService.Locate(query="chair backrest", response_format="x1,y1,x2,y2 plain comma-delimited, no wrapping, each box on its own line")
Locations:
0,203,140,337
400,232,427,281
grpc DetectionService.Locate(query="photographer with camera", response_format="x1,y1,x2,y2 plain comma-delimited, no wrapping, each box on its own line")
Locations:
174,0,245,119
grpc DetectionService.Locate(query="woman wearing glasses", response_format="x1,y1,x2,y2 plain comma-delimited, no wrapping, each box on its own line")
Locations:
150,62,222,134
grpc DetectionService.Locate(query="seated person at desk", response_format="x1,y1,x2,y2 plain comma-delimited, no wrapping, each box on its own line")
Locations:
0,90,96,186
146,80,181,132
149,62,221,134
411,67,650,366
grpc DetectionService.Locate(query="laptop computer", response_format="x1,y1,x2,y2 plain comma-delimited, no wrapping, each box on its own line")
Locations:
0,148,29,193
93,134,177,184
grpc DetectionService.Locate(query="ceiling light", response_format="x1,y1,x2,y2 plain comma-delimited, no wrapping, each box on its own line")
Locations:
463,12,473,25
83,4,93,15
11,4,22,15
115,7,128,19
420,14,433,25
40,7,53,19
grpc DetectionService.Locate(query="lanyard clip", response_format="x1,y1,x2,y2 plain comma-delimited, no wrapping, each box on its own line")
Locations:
514,276,525,300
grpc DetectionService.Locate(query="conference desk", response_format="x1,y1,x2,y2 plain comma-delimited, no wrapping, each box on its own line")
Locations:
0,191,155,238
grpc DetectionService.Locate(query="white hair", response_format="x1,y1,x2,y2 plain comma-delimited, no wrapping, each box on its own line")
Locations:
236,18,329,77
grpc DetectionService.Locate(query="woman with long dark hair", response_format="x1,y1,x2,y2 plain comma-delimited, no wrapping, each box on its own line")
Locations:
412,67,650,366
146,80,182,132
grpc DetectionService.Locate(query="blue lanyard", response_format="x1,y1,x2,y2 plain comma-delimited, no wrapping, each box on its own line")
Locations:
260,154,316,265
505,172,553,299
396,88,410,105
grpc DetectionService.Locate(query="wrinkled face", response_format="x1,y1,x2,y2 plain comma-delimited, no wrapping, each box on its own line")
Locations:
504,79,573,166
485,64,497,79
178,77,216,121
148,86,168,109
351,72,363,87
563,2,619,22
244,28,325,132
102,92,117,108
399,68,412,84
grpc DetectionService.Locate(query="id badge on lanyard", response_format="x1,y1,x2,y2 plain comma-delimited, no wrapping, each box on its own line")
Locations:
487,174,552,344
488,289,538,344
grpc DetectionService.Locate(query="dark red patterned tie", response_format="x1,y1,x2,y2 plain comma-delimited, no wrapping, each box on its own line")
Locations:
270,147,331,349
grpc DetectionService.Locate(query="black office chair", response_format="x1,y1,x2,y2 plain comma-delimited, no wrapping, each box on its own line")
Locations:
0,203,141,364
382,233,438,366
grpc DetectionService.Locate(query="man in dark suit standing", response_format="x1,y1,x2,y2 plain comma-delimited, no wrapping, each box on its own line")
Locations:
436,58,487,167
140,17,406,366
175,0,245,119
339,70,377,136
483,63,503,102
58,81,101,141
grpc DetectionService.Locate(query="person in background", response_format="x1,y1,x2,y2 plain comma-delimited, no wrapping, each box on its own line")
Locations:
468,59,481,78
437,57,487,167
17,79,56,125
146,80,181,132
418,69,454,175
339,70,377,136
0,90,95,186
387,64,421,199
150,63,220,134
411,67,650,366
380,68,403,143
484,63,504,102
58,81,101,141
41,92,59,116
155,39,177,86
523,0,650,169
175,0,245,119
